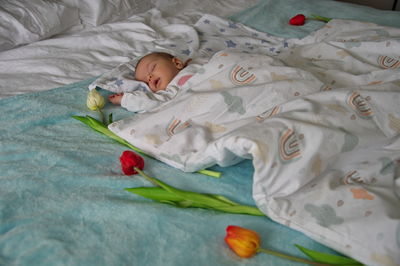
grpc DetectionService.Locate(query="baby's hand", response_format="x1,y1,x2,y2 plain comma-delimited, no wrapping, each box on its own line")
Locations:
108,93,123,105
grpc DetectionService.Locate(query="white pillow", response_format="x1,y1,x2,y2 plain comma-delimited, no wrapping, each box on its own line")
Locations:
0,0,80,51
60,0,154,26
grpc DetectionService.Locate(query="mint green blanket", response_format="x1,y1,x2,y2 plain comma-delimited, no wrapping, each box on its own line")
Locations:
0,79,336,265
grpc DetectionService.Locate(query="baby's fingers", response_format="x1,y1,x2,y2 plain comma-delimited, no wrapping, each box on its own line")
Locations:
108,94,122,105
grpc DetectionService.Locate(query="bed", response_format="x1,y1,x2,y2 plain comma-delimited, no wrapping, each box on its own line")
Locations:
0,1,399,265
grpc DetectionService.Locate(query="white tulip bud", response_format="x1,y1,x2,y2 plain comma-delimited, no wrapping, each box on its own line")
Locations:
87,89,105,111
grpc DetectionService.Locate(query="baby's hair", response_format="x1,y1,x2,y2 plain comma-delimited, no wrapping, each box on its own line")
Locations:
154,52,174,59
136,52,174,68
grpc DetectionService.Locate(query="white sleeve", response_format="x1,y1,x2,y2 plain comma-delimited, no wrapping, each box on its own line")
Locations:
120,91,161,113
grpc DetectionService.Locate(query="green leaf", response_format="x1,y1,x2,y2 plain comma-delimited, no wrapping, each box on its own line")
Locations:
210,204,265,216
206,194,238,206
125,187,209,208
295,245,363,265
175,200,196,208
108,113,113,124
131,168,266,216
135,168,231,206
310,14,332,22
125,187,185,202
72,115,145,154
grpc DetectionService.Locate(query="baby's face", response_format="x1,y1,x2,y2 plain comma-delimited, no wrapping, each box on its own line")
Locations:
135,53,183,92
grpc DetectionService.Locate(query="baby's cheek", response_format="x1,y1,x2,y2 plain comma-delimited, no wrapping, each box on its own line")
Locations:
177,75,193,86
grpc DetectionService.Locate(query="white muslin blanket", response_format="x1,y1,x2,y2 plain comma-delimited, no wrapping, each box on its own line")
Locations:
109,19,400,266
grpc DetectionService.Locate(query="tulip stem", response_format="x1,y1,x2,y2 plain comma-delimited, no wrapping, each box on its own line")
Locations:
310,14,331,23
98,109,106,125
134,167,160,187
257,248,331,266
197,169,221,178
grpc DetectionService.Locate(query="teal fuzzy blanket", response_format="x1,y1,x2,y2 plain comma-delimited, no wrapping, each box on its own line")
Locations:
0,79,337,265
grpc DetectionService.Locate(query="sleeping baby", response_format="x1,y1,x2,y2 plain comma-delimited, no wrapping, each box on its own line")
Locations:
108,52,193,112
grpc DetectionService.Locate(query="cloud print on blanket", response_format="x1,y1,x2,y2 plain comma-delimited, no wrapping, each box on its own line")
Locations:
109,19,400,266
109,50,323,170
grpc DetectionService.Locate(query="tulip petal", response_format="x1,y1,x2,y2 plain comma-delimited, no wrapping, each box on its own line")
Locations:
120,151,144,175
289,14,306,26
87,89,105,110
225,225,261,258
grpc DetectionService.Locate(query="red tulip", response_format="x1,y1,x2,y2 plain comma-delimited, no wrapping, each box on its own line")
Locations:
120,150,145,175
224,225,260,258
289,14,306,26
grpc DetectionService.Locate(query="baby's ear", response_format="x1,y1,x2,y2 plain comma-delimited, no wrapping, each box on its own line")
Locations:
172,57,184,70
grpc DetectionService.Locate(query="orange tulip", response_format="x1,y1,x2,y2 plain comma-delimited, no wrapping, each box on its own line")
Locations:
224,226,338,265
224,225,261,258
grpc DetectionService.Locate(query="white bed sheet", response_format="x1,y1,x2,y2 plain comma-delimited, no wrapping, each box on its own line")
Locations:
0,0,258,99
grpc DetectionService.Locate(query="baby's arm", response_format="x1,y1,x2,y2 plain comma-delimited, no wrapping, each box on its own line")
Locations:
109,91,162,112
108,93,123,105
